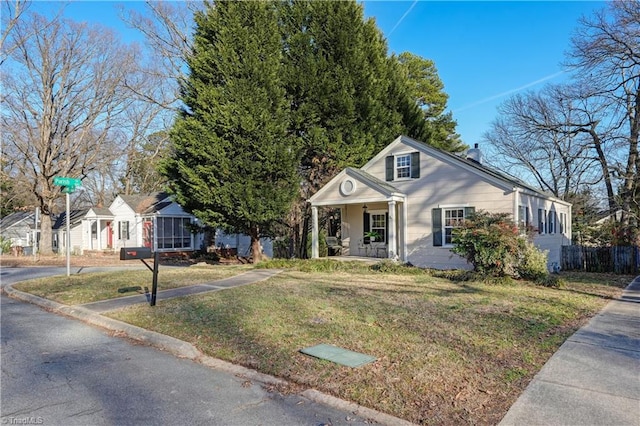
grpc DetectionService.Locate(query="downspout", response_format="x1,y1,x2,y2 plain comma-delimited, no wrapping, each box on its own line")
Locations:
402,197,408,262
513,187,519,224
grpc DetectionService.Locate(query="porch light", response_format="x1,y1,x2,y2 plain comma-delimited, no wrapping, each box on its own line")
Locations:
362,204,368,213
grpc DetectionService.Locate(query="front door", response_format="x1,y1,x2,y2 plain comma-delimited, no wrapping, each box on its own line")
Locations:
143,220,153,248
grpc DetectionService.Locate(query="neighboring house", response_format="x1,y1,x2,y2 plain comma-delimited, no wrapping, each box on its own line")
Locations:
309,135,572,270
53,209,89,254
107,192,205,253
54,193,205,254
594,209,624,226
0,211,38,249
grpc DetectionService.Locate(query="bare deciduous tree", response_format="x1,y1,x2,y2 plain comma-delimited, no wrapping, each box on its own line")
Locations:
2,11,138,253
567,0,640,231
485,0,639,243
1,0,31,65
118,0,200,107
484,84,603,199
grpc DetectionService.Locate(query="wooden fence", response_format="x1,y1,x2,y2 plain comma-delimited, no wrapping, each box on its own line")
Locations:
561,245,640,274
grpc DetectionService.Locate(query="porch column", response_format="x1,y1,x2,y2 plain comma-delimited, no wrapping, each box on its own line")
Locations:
311,206,319,258
96,220,101,250
388,200,396,259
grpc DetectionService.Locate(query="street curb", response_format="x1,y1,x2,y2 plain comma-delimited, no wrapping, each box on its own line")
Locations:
2,284,415,426
302,389,416,426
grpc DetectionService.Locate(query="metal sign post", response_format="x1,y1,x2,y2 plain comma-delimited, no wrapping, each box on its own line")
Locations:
53,176,82,277
66,191,70,276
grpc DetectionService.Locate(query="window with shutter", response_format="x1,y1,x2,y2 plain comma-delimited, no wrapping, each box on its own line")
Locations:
433,207,473,247
386,152,421,181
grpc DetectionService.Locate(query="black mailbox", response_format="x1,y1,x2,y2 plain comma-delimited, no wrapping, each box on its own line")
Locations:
120,247,153,260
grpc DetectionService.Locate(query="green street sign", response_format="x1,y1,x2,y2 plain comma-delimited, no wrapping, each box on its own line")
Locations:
53,176,82,187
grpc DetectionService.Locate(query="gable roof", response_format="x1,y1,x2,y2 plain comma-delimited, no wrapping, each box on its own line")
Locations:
309,167,406,205
344,167,404,197
0,211,35,229
119,192,171,214
53,209,89,229
364,135,570,206
88,207,113,216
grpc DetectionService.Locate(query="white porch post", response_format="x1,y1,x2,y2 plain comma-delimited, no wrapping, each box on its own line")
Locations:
311,206,319,258
96,220,101,250
388,200,396,259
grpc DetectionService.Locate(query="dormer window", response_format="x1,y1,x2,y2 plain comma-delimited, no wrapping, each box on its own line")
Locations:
396,154,411,178
386,152,420,181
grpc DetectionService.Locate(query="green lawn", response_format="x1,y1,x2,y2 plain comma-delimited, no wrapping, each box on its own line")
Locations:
95,263,631,425
13,264,252,305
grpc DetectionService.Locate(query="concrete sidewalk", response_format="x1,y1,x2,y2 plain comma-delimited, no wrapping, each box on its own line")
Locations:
500,276,640,426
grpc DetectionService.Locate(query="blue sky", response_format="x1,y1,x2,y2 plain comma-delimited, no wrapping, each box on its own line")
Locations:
32,0,606,147
361,1,606,146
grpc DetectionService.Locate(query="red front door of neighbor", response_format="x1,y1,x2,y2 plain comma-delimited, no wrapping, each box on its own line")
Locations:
106,221,113,248
143,220,153,248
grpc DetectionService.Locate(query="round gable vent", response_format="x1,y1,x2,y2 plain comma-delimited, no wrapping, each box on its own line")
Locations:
340,178,357,196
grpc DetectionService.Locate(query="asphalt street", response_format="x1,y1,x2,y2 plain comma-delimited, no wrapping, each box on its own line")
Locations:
0,268,382,426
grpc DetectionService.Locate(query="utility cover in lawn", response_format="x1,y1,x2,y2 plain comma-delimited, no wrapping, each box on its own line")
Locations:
300,344,376,367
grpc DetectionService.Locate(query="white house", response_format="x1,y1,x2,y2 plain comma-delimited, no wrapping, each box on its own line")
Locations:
309,135,572,270
54,193,205,254
0,211,39,252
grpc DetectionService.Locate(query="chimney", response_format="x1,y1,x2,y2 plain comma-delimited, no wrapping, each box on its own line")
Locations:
466,143,482,164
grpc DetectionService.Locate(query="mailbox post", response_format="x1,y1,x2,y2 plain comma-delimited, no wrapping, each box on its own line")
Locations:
120,247,160,306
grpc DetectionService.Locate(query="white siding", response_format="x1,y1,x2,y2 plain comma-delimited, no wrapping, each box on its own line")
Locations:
364,142,510,269
361,138,572,270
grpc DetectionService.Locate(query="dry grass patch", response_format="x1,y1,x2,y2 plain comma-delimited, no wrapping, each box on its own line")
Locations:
12,264,252,305
107,268,632,425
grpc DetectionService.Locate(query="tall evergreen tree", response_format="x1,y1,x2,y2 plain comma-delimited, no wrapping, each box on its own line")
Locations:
162,1,298,262
396,52,465,152
281,0,428,256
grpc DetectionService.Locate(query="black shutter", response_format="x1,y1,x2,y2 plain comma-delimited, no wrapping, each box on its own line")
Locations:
385,212,389,243
410,152,420,178
432,208,442,247
464,206,475,218
385,156,394,181
538,209,543,234
363,211,370,244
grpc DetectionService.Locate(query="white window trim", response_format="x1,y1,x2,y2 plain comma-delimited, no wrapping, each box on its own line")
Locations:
442,207,466,247
518,205,529,233
367,210,387,243
156,216,193,251
118,221,130,240
538,208,547,235
395,153,412,180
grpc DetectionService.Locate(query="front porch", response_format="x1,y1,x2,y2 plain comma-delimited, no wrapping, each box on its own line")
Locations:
308,167,408,262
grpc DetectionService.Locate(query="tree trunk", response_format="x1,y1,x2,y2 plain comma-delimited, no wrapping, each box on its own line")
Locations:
39,213,53,255
249,225,262,263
